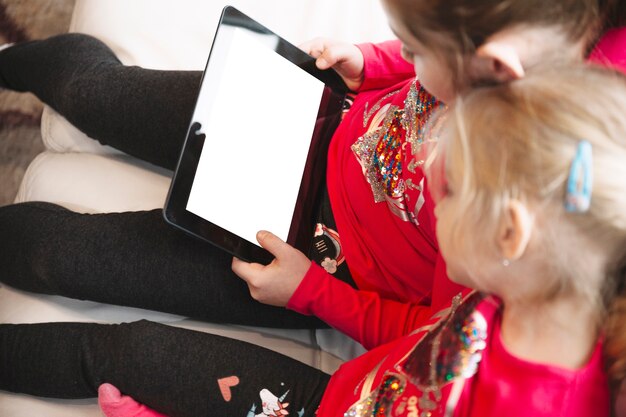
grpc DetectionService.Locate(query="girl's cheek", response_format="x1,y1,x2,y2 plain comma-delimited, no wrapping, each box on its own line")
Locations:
434,201,443,220
431,185,447,205
400,46,414,64
434,195,447,220
427,155,449,204
411,56,425,77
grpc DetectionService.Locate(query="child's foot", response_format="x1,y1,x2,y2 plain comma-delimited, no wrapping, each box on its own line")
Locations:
98,383,168,417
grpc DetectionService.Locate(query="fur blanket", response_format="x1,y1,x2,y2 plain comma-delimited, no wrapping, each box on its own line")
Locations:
0,0,74,205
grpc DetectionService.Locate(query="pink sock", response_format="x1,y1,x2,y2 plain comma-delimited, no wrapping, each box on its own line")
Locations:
98,383,169,417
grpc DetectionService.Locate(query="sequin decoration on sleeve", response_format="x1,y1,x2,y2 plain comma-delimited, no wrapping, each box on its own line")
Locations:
344,292,491,417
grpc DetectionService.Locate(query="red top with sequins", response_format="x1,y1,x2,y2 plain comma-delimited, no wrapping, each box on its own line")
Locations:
288,40,465,350
315,291,609,417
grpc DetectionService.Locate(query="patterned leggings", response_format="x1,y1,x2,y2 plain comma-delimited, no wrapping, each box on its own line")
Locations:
0,320,330,417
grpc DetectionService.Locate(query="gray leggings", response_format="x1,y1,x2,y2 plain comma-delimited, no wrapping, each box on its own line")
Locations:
0,33,198,169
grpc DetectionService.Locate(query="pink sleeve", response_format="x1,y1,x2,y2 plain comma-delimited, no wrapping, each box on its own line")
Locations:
356,40,415,92
287,263,433,350
588,27,626,74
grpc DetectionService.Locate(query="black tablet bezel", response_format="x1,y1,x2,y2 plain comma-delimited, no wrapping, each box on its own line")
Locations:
163,5,348,264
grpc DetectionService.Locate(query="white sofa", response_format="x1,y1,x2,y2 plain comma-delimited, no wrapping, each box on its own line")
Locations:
0,1,394,416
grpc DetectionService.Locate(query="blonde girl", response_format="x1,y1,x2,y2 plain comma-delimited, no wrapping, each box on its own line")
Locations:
428,63,626,414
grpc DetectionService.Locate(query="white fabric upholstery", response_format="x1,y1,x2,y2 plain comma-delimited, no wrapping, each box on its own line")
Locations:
1,0,391,414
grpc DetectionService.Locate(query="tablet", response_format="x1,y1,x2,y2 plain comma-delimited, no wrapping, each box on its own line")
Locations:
164,5,348,264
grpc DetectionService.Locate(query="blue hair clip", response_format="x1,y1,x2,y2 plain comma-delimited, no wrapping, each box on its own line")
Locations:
565,140,593,213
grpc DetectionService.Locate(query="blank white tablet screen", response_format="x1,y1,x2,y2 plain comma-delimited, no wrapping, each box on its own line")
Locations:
186,26,325,246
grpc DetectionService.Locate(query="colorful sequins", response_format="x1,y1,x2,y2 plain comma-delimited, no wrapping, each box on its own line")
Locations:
373,110,405,199
344,292,490,417
352,80,443,220
345,374,406,417
403,81,441,156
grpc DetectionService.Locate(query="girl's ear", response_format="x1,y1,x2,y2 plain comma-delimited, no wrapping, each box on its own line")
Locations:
498,200,533,261
470,41,525,83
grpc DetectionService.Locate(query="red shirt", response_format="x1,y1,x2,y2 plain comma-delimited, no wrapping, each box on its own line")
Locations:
316,292,610,417
289,40,463,350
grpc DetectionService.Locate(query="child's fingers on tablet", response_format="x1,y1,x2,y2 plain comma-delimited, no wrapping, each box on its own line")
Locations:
297,37,329,56
231,232,311,306
255,230,289,256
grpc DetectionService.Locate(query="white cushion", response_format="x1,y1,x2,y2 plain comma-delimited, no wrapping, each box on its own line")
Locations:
14,150,171,213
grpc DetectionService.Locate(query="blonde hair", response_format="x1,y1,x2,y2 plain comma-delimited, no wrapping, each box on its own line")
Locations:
429,64,626,386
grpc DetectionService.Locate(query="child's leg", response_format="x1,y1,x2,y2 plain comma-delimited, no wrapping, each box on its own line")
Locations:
0,320,330,417
0,201,326,328
0,33,199,170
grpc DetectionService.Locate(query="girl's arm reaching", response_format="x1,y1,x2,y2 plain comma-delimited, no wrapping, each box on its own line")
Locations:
232,231,441,350
357,40,415,91
299,38,415,92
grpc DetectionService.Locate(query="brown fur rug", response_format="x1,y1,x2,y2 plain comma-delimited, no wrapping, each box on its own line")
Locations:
0,0,75,205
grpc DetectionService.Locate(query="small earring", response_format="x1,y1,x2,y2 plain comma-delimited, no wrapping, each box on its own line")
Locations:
502,259,511,267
